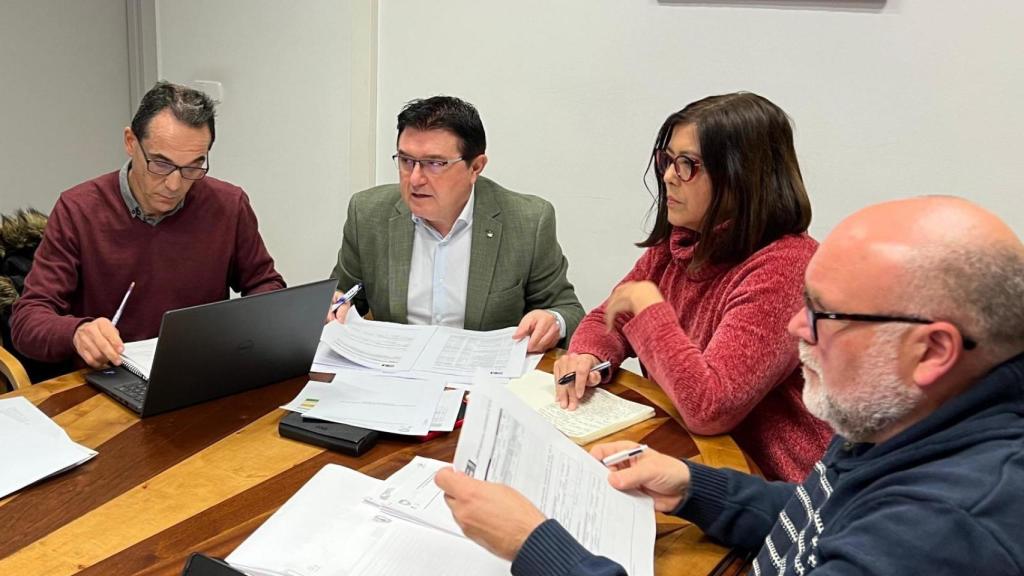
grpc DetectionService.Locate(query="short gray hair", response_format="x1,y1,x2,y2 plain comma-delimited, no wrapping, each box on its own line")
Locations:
897,243,1024,356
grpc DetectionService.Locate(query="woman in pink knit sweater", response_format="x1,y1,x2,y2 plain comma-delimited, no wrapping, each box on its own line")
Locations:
555,92,831,481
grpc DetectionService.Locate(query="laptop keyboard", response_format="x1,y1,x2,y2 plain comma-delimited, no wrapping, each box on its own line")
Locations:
117,381,149,403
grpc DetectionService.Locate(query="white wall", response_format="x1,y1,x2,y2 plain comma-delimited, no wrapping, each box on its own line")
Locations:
155,0,371,285
376,0,1024,312
0,0,130,214
6,1,1021,308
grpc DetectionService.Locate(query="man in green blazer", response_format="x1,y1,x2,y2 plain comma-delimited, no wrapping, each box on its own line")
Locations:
328,96,584,353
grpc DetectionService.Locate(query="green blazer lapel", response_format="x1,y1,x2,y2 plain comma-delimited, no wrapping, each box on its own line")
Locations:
465,179,503,330
388,199,414,323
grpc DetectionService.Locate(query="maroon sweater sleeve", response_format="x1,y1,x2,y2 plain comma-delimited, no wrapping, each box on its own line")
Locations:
620,247,808,435
10,197,92,362
230,192,285,295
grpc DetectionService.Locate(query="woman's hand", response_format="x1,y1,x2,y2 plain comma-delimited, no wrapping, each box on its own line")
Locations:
553,352,602,410
604,281,666,331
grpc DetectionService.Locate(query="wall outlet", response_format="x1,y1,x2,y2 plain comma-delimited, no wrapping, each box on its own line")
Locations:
187,80,224,103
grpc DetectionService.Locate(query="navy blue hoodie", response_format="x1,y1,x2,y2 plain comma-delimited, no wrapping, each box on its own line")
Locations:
513,353,1024,575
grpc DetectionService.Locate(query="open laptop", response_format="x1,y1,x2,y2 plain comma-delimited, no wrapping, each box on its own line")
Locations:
85,279,336,417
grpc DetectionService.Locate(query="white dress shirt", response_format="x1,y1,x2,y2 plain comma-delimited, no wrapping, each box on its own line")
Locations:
406,192,475,328
405,189,567,337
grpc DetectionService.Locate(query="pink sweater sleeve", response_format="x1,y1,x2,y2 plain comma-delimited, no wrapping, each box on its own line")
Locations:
568,248,664,368
621,249,807,435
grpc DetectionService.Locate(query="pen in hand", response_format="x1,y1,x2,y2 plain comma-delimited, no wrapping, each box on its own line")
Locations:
557,360,612,385
330,282,363,312
111,281,135,327
601,444,647,467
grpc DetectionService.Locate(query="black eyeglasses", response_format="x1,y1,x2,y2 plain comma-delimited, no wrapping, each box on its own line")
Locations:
805,300,977,350
654,150,702,183
137,140,209,181
392,153,464,176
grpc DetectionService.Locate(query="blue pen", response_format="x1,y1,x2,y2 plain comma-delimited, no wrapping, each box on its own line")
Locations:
330,283,362,312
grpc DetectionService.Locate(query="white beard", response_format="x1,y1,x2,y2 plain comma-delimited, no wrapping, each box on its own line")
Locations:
799,327,923,443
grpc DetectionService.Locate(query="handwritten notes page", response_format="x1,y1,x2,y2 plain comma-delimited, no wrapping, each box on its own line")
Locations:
508,370,655,444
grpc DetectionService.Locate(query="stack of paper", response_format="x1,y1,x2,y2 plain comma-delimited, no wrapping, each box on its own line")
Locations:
234,377,657,575
280,376,465,436
0,397,97,499
226,463,510,576
317,308,530,380
362,456,464,536
508,370,656,445
296,308,546,436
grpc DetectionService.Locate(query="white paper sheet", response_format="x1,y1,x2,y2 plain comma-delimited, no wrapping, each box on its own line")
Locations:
226,464,386,576
310,340,377,374
321,316,528,379
302,374,446,436
279,380,337,414
322,318,434,372
363,456,464,536
348,516,509,575
282,381,463,435
454,379,656,576
415,326,529,378
0,397,97,499
523,353,543,374
120,337,158,379
430,389,465,432
227,463,510,576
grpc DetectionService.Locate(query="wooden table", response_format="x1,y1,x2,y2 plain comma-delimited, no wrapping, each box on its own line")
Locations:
0,353,750,576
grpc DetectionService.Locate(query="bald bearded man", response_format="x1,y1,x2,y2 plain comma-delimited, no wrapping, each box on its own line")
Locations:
436,196,1024,576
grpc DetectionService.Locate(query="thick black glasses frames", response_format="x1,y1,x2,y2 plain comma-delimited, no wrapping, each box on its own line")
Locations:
805,307,978,350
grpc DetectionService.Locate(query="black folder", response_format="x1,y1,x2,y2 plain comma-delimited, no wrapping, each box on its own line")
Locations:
278,412,379,456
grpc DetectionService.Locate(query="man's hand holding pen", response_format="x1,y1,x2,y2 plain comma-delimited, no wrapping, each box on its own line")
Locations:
325,283,362,324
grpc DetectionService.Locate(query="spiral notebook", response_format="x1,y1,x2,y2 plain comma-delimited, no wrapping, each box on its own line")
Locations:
119,338,158,380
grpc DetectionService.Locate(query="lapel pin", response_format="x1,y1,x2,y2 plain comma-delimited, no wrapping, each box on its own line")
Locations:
486,230,494,238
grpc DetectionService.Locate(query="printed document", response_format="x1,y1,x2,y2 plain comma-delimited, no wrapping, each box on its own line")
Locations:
301,374,446,436
321,314,528,379
363,456,463,536
281,380,462,434
429,389,465,432
0,397,97,499
322,317,433,372
227,463,509,576
454,379,656,576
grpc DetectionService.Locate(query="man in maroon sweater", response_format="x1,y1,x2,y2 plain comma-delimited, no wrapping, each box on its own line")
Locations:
11,82,284,374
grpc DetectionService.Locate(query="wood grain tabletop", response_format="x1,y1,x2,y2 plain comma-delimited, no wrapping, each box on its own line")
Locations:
0,353,750,576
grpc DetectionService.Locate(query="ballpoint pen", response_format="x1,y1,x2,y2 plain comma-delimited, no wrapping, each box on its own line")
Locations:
601,444,648,467
111,281,135,327
330,282,363,312
557,360,612,385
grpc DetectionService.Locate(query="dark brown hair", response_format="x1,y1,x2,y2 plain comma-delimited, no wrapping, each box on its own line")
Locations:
131,81,217,147
397,96,486,162
639,92,811,270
